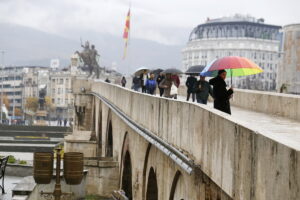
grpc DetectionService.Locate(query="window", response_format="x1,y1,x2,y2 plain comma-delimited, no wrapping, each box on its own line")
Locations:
52,98,55,104
57,98,60,104
52,89,55,94
58,88,61,94
59,79,63,84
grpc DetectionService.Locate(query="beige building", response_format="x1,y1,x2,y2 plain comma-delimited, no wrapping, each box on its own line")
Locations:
22,67,50,99
50,71,73,119
49,54,86,120
277,24,300,94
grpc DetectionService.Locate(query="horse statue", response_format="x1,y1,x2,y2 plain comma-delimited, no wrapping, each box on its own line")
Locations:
75,41,100,78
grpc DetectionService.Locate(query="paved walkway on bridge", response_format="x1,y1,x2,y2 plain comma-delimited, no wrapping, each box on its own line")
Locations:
1,176,22,200
177,95,300,151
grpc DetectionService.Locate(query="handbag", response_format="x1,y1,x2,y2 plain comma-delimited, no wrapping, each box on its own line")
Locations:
170,84,178,95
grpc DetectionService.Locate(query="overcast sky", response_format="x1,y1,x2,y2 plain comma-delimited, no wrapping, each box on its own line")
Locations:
0,0,299,45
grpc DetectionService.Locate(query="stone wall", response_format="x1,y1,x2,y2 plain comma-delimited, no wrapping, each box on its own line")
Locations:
230,88,300,121
91,81,300,200
6,164,33,177
28,173,87,200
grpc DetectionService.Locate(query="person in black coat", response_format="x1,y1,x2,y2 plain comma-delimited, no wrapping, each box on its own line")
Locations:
185,75,197,102
156,73,165,97
209,70,234,114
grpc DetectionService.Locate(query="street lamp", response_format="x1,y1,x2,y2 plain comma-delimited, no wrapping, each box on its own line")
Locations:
0,51,5,123
12,66,16,124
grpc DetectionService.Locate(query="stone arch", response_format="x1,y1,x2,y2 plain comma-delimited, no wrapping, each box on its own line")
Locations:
120,132,129,171
96,101,102,156
169,171,185,200
121,151,133,200
105,110,113,157
146,167,158,200
91,97,96,132
142,143,152,200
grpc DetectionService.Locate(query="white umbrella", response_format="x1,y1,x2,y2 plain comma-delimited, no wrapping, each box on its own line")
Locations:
134,67,150,76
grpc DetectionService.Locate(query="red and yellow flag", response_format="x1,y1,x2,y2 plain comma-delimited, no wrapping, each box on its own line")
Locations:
123,9,130,59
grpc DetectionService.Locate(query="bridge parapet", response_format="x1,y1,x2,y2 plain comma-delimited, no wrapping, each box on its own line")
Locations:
91,81,300,200
178,85,300,122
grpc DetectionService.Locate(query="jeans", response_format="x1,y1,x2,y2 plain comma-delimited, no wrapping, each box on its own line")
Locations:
148,88,155,95
197,98,207,104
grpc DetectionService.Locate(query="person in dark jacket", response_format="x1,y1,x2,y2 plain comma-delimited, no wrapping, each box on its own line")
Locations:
132,76,141,91
156,73,165,97
121,76,127,87
195,75,213,104
185,75,197,102
209,70,234,114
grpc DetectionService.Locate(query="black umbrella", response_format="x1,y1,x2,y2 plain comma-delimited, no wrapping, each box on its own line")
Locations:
162,68,183,74
185,65,205,75
150,68,164,75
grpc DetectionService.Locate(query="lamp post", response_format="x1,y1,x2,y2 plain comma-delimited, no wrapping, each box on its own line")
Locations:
12,67,16,124
0,51,5,123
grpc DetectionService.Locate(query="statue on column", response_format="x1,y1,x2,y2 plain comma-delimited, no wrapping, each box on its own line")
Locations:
75,41,100,78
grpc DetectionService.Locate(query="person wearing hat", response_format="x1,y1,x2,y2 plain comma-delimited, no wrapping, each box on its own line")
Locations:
209,70,234,114
195,75,213,104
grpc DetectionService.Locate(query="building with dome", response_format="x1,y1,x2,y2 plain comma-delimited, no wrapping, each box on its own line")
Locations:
182,14,282,91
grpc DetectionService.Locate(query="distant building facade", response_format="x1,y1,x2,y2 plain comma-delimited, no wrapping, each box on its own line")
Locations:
0,66,24,117
182,14,282,91
49,54,86,120
277,24,300,94
0,66,49,118
22,67,50,99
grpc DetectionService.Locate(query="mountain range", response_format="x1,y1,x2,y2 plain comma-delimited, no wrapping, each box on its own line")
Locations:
0,23,186,74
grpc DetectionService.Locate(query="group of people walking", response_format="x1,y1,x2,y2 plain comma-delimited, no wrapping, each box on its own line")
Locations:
128,69,233,115
131,71,180,98
185,70,233,114
185,75,213,104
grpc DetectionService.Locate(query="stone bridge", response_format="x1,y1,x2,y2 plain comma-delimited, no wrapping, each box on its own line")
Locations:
65,78,300,200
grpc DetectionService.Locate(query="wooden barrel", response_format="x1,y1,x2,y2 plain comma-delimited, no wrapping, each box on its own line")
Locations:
33,152,53,184
64,152,83,185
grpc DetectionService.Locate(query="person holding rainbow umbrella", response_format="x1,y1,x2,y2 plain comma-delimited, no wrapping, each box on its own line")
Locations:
200,56,263,114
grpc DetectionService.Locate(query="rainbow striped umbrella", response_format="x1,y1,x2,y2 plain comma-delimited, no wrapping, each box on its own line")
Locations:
200,56,263,78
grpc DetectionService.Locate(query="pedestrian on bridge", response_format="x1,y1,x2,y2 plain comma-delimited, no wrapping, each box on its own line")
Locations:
132,76,141,92
121,76,127,87
195,75,213,104
156,73,165,97
159,74,178,99
209,70,233,114
146,73,157,95
185,75,197,102
140,70,149,93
